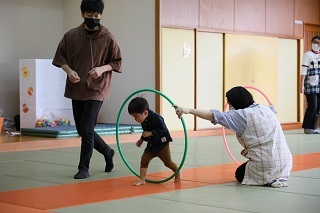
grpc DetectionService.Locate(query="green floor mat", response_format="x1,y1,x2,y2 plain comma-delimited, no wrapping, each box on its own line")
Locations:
21,123,142,138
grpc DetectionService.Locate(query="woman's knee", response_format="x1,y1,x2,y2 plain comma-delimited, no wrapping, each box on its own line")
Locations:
235,162,247,183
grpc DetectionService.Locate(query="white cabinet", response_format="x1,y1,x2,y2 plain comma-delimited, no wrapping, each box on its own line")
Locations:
19,59,74,128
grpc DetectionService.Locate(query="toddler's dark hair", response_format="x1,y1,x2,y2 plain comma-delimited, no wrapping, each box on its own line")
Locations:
81,0,104,14
128,97,149,114
226,86,254,110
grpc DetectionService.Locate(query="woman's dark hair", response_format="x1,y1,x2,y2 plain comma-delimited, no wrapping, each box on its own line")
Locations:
128,97,149,114
312,36,320,42
81,0,104,14
226,86,254,110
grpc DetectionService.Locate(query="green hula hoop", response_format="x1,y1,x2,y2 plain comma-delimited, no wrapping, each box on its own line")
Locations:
116,88,188,183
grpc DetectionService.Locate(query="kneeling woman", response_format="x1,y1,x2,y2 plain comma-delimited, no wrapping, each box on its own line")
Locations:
175,86,292,188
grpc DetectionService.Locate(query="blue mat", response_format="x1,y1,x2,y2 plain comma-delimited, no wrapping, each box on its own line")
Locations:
21,123,143,138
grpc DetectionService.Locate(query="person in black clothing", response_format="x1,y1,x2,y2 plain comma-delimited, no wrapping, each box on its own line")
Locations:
300,36,320,134
128,97,181,186
52,0,122,179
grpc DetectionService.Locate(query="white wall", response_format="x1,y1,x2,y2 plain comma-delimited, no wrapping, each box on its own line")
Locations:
0,0,64,119
100,0,156,124
0,0,155,125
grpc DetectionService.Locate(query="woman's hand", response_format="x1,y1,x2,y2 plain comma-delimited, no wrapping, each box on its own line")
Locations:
241,149,248,157
173,105,190,119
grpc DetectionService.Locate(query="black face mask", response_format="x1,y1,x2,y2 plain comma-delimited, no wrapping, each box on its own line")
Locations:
84,18,100,29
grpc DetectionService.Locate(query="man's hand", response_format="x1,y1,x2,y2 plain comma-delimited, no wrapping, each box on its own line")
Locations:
61,65,80,83
89,67,105,79
68,70,80,83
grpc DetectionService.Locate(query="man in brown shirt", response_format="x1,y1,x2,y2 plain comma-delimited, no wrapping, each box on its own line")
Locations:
52,0,122,179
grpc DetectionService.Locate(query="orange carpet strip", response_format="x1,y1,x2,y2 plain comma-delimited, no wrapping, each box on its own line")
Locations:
0,152,319,212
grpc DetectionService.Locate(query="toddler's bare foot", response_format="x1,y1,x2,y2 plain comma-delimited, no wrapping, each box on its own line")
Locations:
174,172,181,183
133,180,146,186
174,178,181,183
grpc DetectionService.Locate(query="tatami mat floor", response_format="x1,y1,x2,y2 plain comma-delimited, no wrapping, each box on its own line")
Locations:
0,128,319,213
